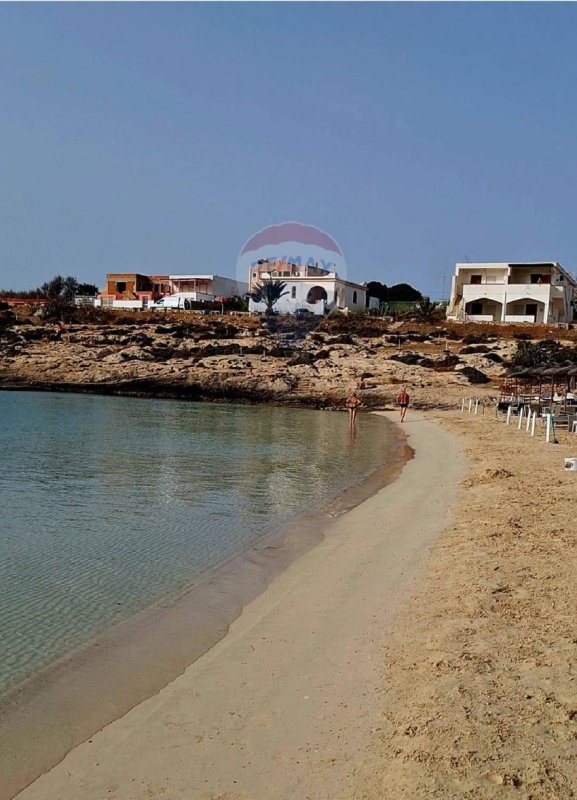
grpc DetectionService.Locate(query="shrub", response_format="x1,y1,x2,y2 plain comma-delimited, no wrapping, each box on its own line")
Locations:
460,366,490,384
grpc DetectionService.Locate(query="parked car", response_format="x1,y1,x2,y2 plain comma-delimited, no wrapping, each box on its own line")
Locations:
148,294,192,310
295,308,313,317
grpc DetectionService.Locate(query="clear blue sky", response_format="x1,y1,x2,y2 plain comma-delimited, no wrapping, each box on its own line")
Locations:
2,3,577,296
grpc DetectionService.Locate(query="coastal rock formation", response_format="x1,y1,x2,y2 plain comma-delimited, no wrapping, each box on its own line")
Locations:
2,310,574,410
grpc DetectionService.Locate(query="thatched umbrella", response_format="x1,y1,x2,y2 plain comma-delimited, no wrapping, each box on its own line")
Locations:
567,364,577,398
509,366,546,398
540,362,575,410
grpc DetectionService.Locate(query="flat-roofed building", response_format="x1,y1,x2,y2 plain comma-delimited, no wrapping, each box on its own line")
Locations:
248,260,370,315
446,262,577,324
168,274,248,300
96,272,248,309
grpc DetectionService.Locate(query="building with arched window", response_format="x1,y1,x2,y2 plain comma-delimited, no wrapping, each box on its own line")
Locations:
248,260,370,315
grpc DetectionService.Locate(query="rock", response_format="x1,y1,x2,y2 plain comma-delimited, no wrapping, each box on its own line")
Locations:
460,344,490,354
459,365,490,384
433,354,461,370
462,333,490,345
326,334,355,345
389,352,421,366
288,352,316,367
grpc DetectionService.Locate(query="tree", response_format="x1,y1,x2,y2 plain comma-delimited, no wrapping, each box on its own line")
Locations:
76,282,99,297
40,275,79,320
412,296,441,322
366,281,388,306
250,279,289,315
387,283,422,302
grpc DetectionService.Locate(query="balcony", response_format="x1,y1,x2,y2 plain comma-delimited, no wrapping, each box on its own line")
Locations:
461,283,564,304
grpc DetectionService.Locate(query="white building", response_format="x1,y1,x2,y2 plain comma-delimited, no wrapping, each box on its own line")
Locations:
248,260,372,315
95,272,248,310
446,262,577,324
167,274,248,301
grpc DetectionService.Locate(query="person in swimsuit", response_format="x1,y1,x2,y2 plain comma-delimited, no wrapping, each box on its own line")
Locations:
396,387,410,422
346,393,362,428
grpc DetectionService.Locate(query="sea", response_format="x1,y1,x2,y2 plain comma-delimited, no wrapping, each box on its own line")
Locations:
0,390,400,697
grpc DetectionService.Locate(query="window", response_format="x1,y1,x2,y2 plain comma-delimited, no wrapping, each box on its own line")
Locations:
470,275,482,285
116,281,126,293
306,286,328,304
353,291,358,304
291,286,296,299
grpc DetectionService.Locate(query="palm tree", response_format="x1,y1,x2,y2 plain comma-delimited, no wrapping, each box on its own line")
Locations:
412,296,440,323
250,278,289,316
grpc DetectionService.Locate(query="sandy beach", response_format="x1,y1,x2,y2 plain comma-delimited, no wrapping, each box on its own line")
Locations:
11,414,464,800
358,410,577,798
8,406,577,800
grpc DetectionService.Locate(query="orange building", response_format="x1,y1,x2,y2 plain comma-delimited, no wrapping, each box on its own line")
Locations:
99,273,171,304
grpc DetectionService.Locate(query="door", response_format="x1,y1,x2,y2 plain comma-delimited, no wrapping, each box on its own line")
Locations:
525,303,538,321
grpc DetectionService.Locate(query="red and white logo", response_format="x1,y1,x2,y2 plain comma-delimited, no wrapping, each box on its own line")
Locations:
237,222,346,282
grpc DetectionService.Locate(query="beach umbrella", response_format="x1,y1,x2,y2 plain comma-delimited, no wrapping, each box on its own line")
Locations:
540,362,574,408
506,368,528,378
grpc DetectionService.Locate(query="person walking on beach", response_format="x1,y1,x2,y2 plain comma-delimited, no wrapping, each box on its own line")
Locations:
346,392,362,428
396,387,410,423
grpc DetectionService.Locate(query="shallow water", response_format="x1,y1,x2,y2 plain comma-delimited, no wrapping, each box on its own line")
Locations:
0,391,396,694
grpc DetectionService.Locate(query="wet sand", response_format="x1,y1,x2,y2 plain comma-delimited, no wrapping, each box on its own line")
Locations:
1,416,407,800
12,414,464,800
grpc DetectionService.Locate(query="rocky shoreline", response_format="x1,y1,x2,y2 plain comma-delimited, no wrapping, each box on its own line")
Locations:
0,311,517,411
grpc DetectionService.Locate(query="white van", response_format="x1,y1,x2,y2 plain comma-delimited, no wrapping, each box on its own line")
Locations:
148,294,194,310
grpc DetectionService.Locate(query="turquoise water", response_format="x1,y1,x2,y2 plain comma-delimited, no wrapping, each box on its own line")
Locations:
0,391,396,694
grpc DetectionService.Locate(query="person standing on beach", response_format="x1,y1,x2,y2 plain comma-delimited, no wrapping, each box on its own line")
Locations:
396,387,410,423
346,392,362,428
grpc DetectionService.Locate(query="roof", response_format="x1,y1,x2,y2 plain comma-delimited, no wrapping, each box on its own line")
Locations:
257,272,366,290
455,262,577,287
169,275,215,280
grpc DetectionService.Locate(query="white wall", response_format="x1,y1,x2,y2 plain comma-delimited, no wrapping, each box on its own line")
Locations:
211,276,249,297
449,262,577,323
249,278,366,315
95,299,145,310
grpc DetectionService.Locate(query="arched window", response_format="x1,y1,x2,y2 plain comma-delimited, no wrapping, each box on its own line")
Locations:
291,286,296,299
353,291,358,304
306,286,328,304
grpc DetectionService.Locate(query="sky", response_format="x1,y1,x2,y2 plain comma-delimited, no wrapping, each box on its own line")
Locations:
2,3,577,297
